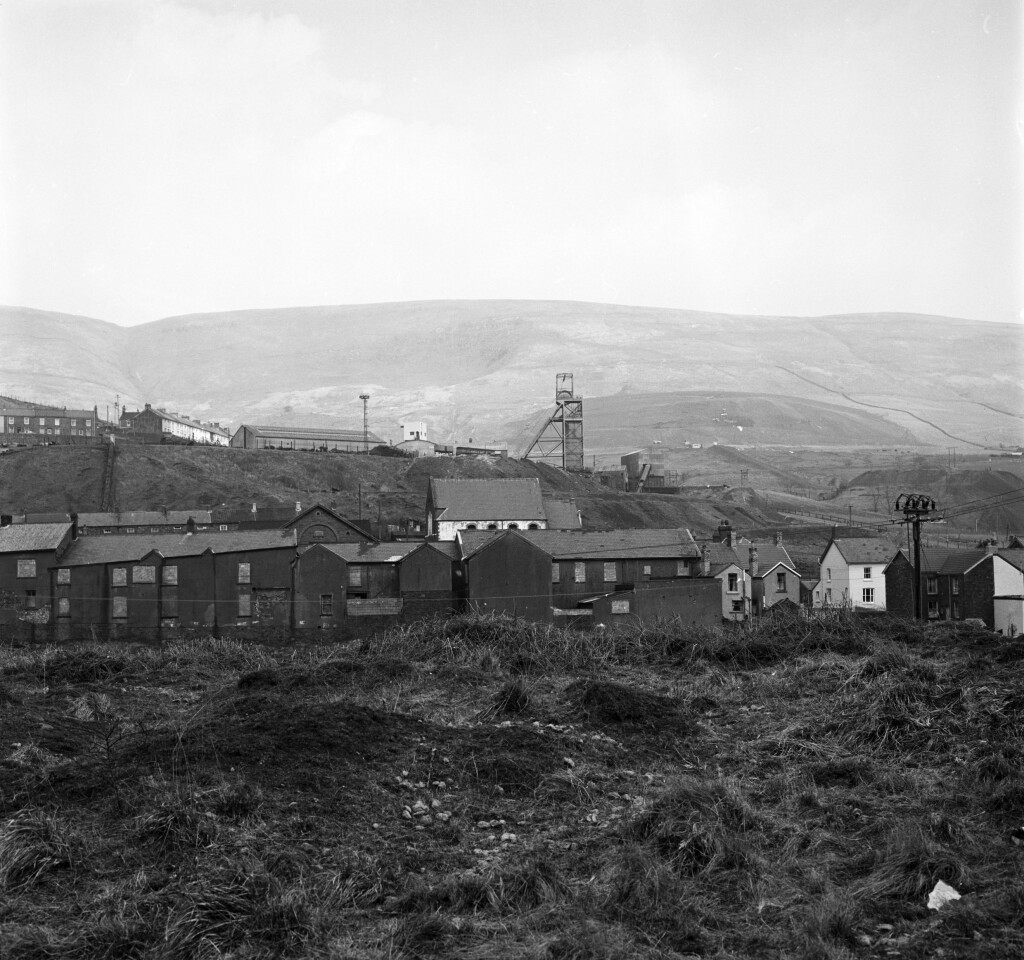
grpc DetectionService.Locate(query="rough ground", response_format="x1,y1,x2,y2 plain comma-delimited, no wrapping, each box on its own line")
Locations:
2,612,1022,959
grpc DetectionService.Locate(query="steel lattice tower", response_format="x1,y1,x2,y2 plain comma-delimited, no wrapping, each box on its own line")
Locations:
522,373,584,471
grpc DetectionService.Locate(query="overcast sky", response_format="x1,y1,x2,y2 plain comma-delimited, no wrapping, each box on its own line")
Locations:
1,0,1020,327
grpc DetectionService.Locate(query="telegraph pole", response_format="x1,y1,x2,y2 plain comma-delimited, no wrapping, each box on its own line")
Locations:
895,493,938,620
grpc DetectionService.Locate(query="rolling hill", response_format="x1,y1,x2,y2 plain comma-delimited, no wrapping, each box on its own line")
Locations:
1,301,1021,450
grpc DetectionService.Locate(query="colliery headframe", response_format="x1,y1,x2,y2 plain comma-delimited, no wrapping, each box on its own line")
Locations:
522,373,585,472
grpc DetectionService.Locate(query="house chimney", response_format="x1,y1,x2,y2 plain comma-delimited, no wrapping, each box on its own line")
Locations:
775,531,783,546
749,546,759,578
295,501,302,514
700,543,711,577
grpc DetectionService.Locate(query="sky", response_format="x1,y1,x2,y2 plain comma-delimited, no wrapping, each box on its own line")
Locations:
1,0,1020,327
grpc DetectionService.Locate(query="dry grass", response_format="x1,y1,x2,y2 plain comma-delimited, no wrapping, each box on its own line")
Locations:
1,614,1023,959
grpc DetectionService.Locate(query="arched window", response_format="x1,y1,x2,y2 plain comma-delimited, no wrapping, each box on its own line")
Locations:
527,523,539,530
508,523,519,530
487,523,498,530
465,524,477,531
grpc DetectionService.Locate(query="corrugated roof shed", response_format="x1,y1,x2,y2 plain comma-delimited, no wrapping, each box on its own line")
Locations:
60,530,297,566
429,478,546,521
322,542,423,563
239,424,383,443
0,523,74,553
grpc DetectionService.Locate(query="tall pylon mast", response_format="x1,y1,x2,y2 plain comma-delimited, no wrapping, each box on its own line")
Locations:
522,373,584,471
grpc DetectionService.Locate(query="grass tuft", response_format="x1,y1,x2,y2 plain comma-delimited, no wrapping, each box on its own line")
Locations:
0,808,75,890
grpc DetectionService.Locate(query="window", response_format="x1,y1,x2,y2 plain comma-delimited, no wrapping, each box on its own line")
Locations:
951,578,960,595
125,527,135,534
486,523,498,530
57,597,70,617
676,560,688,577
219,524,228,532
54,418,60,426
85,419,92,427
238,562,251,584
552,563,560,584
238,594,251,617
731,599,744,613
643,564,652,577
112,596,128,618
465,524,477,531
574,561,586,583
133,565,155,584
320,594,334,616
16,559,36,578
862,587,875,604
927,599,939,619
348,565,364,588
162,565,178,585
727,572,739,593
603,562,617,583
926,575,938,595
23,417,29,425
863,566,872,579
71,419,76,426
776,571,787,592
826,567,831,582
56,568,71,585
25,590,37,609
312,528,325,540
508,523,518,530
952,600,960,619
527,523,540,530
825,588,832,601
112,567,127,586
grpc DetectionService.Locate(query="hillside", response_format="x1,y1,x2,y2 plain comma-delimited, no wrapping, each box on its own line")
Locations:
2,301,1021,449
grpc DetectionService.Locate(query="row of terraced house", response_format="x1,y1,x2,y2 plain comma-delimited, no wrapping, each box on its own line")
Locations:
2,480,1022,641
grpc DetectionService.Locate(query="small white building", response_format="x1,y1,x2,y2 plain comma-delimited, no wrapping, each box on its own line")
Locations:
994,596,1024,636
819,536,896,611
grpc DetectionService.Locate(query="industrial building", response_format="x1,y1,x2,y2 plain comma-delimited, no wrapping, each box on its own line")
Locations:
230,424,383,452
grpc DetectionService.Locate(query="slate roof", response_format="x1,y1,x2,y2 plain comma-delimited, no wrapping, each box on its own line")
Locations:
235,424,382,443
146,408,229,436
77,510,214,527
997,549,1024,573
321,542,424,563
542,498,582,531
737,543,798,576
458,528,700,561
60,530,297,566
825,538,899,565
0,523,73,553
428,478,546,522
699,542,743,576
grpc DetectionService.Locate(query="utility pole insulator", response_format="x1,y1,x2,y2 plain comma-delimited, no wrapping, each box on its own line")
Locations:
895,493,938,620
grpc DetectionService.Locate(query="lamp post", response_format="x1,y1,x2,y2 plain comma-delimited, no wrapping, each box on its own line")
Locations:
359,394,370,453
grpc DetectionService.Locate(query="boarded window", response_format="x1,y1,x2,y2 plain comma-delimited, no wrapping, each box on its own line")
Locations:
603,562,617,583
320,594,334,616
133,565,156,584
238,562,251,584
643,564,651,577
56,567,71,584
551,563,560,583
731,599,744,613
112,596,128,618
238,594,251,617
348,565,364,588
574,562,586,583
162,565,178,585
676,560,687,577
112,567,128,587
611,599,630,614
16,559,36,579
776,572,786,592
57,597,70,617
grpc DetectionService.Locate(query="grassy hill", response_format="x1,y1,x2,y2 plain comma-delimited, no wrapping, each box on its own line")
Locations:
2,301,1021,449
2,615,1022,958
